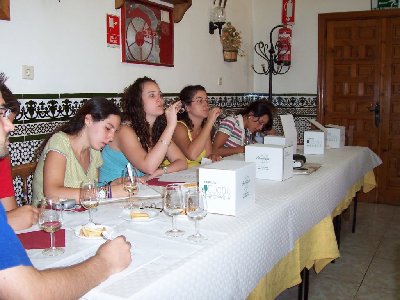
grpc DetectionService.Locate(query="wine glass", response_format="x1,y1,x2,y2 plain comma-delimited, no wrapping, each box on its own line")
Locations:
122,167,139,209
244,129,253,146
163,184,185,237
80,179,99,224
186,189,207,242
164,98,185,114
38,197,64,256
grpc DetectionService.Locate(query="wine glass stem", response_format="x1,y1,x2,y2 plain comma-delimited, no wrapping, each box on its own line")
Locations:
195,220,200,236
50,232,55,249
88,208,93,223
171,215,177,231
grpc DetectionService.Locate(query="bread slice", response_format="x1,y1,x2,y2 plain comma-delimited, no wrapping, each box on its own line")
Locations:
130,211,150,220
80,226,105,237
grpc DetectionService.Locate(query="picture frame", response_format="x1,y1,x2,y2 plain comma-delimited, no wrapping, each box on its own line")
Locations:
371,0,400,10
0,0,10,21
122,0,174,67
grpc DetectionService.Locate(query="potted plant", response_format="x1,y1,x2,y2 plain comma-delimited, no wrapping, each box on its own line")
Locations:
220,22,243,62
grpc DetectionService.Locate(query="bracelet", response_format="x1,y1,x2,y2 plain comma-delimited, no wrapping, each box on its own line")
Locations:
159,139,171,146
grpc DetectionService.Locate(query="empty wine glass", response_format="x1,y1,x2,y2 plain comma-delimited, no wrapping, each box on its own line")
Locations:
186,189,207,242
164,184,185,237
38,197,64,256
122,166,139,209
80,179,99,224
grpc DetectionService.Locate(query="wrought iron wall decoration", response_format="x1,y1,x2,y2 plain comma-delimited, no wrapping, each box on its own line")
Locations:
252,25,291,100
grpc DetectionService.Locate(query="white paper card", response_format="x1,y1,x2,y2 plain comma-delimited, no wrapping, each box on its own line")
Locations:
308,119,327,132
280,114,297,154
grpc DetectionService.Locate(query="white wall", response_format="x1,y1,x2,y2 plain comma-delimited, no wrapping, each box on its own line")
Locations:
0,0,253,94
252,0,371,94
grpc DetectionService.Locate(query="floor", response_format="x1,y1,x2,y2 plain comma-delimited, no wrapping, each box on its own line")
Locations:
277,202,400,300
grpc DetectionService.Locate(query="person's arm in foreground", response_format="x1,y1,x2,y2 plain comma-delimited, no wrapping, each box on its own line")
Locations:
0,236,131,300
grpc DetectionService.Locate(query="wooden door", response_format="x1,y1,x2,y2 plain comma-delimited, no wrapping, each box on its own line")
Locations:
380,17,400,204
318,10,400,205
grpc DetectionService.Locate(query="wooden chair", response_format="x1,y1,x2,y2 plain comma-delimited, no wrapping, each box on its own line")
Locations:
11,162,37,205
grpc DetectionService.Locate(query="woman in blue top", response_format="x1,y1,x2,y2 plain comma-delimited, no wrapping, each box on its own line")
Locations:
99,77,187,184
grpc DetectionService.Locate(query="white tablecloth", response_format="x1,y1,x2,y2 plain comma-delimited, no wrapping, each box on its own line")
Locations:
27,147,381,300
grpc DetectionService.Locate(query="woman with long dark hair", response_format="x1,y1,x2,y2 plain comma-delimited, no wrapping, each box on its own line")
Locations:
32,97,122,205
172,85,221,167
99,77,187,184
213,99,276,157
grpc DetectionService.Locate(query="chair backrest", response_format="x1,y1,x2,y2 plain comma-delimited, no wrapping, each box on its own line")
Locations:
11,162,37,205
346,125,355,146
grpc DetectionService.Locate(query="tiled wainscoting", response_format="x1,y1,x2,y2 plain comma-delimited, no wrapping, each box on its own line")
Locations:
9,92,317,203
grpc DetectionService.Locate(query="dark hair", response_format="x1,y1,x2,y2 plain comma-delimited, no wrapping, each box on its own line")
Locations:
237,99,276,131
35,97,121,159
0,73,20,114
177,85,207,130
121,76,166,152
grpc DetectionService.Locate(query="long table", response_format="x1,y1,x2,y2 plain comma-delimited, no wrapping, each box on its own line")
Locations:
26,146,381,299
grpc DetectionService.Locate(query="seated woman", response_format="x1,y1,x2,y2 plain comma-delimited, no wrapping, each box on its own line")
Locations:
172,85,221,167
212,99,275,157
32,97,122,206
99,77,187,184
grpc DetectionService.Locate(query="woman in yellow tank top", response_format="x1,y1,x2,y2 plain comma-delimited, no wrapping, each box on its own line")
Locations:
172,85,222,167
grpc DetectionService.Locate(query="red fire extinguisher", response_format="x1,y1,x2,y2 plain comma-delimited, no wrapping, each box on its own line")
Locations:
277,26,292,66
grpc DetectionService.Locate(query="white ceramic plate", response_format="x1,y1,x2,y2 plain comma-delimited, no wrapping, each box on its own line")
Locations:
121,209,159,222
74,224,111,240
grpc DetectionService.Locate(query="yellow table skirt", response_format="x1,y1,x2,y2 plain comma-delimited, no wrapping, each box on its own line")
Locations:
247,171,376,300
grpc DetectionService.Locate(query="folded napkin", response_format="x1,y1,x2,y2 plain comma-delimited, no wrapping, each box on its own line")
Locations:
17,229,65,250
147,177,183,187
70,205,86,212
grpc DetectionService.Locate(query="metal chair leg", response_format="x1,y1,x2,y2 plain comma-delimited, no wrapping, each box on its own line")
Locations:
333,214,342,249
304,268,309,300
298,268,304,300
298,268,310,300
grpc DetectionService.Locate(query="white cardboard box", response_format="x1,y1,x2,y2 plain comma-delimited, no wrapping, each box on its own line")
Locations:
304,119,328,155
326,124,345,148
245,144,294,181
304,130,326,154
263,135,291,146
198,160,255,216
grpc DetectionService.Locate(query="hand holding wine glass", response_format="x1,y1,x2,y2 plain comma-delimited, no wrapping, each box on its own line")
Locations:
80,179,99,224
186,189,207,242
164,184,185,237
39,197,64,256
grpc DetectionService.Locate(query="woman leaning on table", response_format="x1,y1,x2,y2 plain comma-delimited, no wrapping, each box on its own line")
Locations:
98,76,187,184
172,85,222,167
32,97,124,206
212,99,276,158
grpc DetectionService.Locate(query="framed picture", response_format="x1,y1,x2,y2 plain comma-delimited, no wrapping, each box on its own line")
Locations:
371,0,400,10
0,0,10,20
122,0,174,67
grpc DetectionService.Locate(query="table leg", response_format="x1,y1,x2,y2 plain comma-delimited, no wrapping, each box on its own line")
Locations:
352,192,358,233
